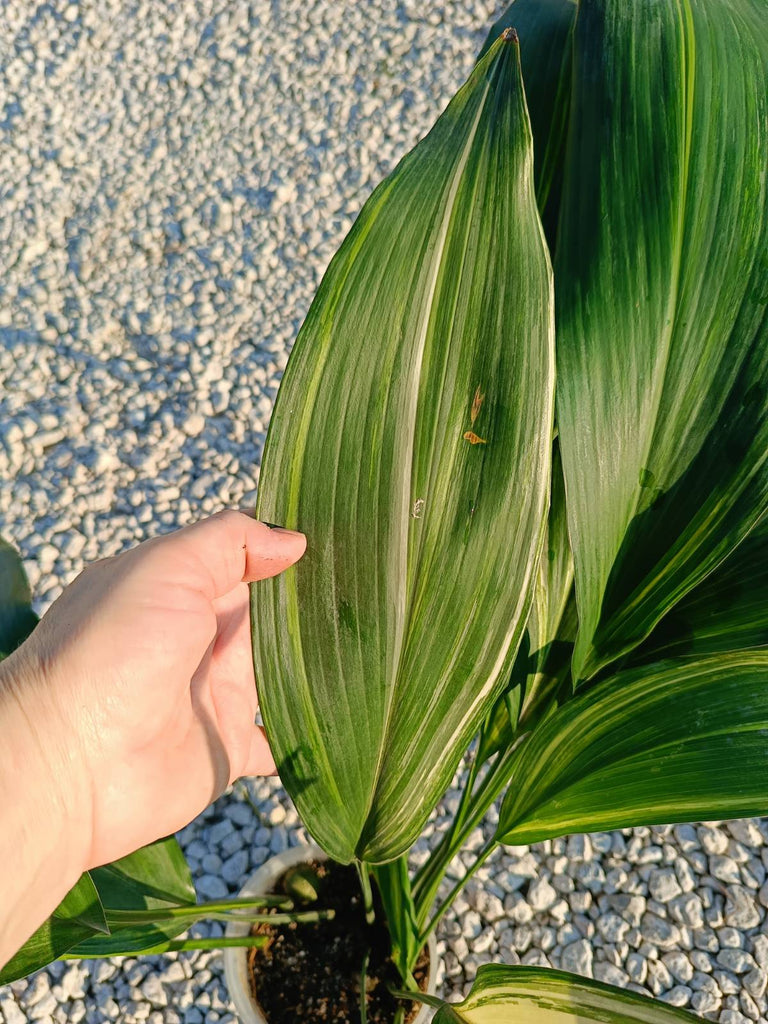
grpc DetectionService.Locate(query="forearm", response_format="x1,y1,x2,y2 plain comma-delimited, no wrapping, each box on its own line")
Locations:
0,652,90,969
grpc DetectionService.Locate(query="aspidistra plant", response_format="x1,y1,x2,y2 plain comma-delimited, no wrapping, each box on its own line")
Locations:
3,1,767,1021
252,0,768,1019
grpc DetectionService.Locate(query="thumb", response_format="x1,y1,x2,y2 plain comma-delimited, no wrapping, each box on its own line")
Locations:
133,510,307,601
239,723,278,779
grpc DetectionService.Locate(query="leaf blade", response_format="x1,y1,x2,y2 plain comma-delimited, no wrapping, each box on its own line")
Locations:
555,0,768,682
632,515,768,661
253,35,555,863
431,964,701,1023
496,651,768,846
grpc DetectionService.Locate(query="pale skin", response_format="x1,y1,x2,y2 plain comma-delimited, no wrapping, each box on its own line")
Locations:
0,510,306,969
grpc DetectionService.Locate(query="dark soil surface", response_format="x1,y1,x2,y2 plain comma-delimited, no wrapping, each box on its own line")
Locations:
246,860,430,1024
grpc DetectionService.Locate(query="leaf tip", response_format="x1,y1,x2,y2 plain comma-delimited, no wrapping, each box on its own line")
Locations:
500,26,519,45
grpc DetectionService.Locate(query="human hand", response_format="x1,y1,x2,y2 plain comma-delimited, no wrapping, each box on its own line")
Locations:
0,511,305,876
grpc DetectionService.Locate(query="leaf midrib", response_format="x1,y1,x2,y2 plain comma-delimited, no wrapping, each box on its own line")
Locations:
356,72,496,858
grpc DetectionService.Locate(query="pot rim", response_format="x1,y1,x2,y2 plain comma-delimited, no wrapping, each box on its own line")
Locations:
222,843,439,1024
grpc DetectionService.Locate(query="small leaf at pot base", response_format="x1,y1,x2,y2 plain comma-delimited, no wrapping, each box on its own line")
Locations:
253,32,555,863
429,964,701,1023
283,865,321,903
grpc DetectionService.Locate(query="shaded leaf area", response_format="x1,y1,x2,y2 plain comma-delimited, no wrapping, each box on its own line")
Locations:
555,0,768,683
253,34,554,863
477,440,574,763
0,838,195,983
428,964,700,1023
479,0,576,245
0,536,38,656
496,651,768,846
631,515,768,663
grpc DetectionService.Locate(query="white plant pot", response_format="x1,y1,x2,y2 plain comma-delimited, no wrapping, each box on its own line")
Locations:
224,844,439,1024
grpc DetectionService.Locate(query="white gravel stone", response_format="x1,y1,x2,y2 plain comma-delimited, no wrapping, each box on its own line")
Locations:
650,867,683,903
0,997,27,1024
713,857,744,885
660,985,693,1007
139,976,168,1009
221,850,249,885
662,952,694,985
196,875,228,900
561,939,593,977
641,913,681,949
726,887,762,929
528,878,558,913
594,963,630,988
718,950,758,975
700,827,731,855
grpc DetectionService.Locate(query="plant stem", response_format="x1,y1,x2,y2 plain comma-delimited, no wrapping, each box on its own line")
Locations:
355,861,375,925
107,907,334,928
63,935,271,958
451,748,479,836
390,989,444,1010
106,894,292,924
237,780,266,824
412,742,519,928
418,840,495,949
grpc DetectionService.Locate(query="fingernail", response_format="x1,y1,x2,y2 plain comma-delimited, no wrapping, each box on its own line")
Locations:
264,522,304,539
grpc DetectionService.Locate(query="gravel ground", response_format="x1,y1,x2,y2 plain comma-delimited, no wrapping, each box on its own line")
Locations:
0,1,766,1022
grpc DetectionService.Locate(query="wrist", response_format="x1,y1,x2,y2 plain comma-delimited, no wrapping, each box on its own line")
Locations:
0,650,92,966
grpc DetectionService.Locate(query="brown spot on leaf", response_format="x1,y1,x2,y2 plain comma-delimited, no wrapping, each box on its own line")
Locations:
470,386,485,426
463,431,487,445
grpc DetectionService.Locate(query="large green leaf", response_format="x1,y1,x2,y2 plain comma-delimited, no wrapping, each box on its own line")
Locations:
0,873,107,985
253,34,555,863
479,0,576,245
633,515,768,662
555,0,768,682
0,535,38,655
428,964,699,1023
496,650,768,845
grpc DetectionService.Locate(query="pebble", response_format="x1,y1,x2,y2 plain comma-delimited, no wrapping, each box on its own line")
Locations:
0,998,27,1024
197,875,229,900
726,888,762,929
641,914,681,949
650,868,683,903
718,950,758,975
560,939,593,977
528,878,558,913
660,985,693,1007
712,857,743,885
139,977,167,1009
221,850,249,885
